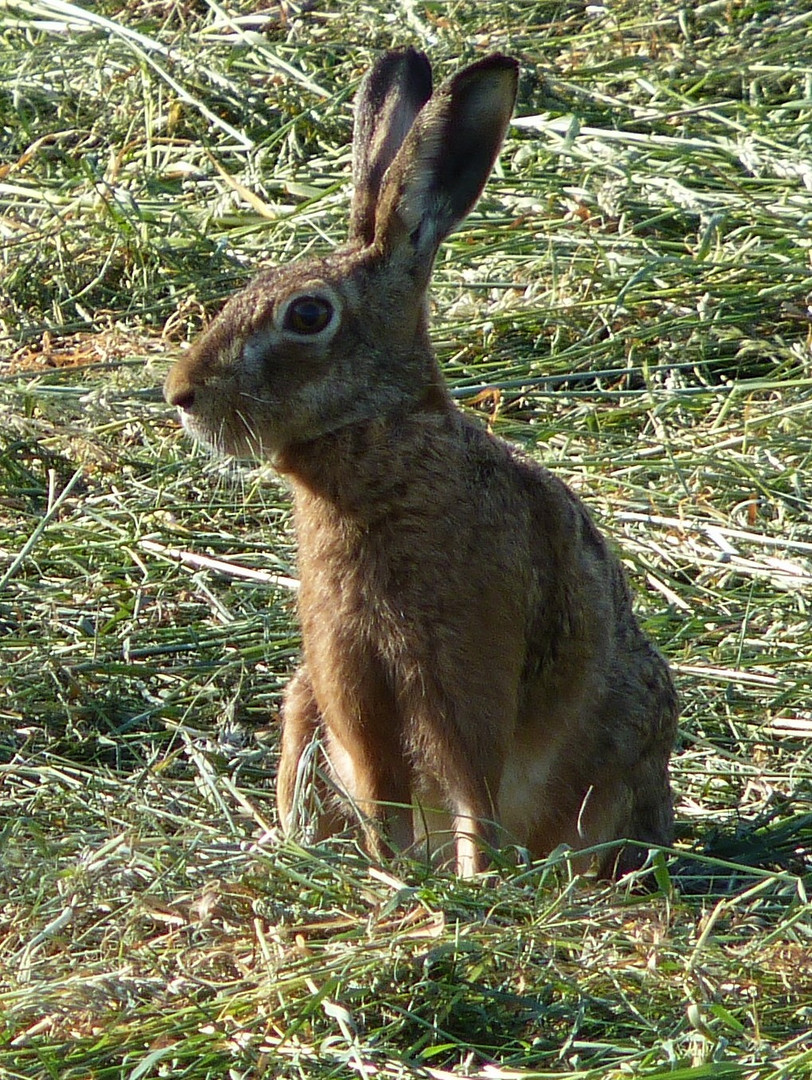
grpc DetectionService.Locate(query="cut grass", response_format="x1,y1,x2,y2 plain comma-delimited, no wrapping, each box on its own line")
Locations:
1,0,811,1077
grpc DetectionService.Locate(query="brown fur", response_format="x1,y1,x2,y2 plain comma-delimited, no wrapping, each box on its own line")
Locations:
164,49,678,878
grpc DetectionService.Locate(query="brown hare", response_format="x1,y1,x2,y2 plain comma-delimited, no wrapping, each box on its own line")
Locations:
164,48,678,878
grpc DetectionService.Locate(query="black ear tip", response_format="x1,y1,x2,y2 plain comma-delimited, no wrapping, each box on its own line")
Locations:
448,52,519,116
400,46,433,103
401,45,433,83
385,45,431,72
471,52,520,74
364,46,433,105
461,52,520,89
394,45,429,64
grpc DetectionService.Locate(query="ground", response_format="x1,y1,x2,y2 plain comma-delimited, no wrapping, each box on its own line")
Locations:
0,2,810,1078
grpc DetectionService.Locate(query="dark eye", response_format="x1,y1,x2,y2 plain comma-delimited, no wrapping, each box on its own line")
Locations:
283,295,334,335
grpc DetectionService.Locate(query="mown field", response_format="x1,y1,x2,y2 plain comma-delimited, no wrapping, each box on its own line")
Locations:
1,1,811,1078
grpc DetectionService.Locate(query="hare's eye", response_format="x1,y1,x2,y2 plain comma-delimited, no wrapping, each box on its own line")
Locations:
283,295,334,336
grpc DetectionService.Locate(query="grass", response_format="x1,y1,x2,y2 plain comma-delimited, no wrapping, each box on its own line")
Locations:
1,0,811,1077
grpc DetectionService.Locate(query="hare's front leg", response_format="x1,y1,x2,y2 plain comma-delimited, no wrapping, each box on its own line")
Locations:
416,705,507,877
450,808,497,877
279,663,415,860
317,687,415,861
444,763,501,878
276,665,345,842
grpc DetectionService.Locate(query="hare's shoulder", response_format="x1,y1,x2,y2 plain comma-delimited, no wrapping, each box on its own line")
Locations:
458,418,613,563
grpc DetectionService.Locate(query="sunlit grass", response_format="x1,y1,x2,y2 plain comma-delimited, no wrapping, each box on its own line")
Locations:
1,1,810,1077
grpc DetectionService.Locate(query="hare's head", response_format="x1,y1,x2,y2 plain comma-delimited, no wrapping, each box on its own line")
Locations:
164,49,518,459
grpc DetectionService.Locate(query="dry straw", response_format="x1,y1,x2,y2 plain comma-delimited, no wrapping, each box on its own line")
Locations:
1,0,810,1076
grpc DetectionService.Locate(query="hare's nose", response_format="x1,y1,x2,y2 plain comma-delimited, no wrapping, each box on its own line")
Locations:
167,387,196,411
164,365,198,411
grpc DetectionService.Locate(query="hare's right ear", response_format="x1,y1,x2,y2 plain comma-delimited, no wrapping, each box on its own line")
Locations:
372,54,518,272
349,47,433,246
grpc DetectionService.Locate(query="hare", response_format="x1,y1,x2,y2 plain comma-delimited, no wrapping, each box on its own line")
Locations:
164,48,678,879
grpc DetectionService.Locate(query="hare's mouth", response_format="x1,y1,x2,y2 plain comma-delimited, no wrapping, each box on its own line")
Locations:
178,406,266,461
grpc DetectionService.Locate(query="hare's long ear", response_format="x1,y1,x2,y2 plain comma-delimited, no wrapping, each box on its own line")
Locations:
349,47,433,246
373,54,518,271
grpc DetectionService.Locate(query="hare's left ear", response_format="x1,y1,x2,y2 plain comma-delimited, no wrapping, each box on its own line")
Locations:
349,47,433,245
373,54,518,269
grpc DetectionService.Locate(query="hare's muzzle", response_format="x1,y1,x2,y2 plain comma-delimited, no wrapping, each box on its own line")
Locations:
164,365,197,412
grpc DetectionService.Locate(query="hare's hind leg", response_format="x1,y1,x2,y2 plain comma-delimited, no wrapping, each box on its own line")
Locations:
595,759,675,878
589,647,677,878
576,720,674,879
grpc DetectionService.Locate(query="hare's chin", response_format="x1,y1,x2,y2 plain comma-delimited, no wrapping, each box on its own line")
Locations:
178,412,230,456
178,410,211,444
179,410,279,462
